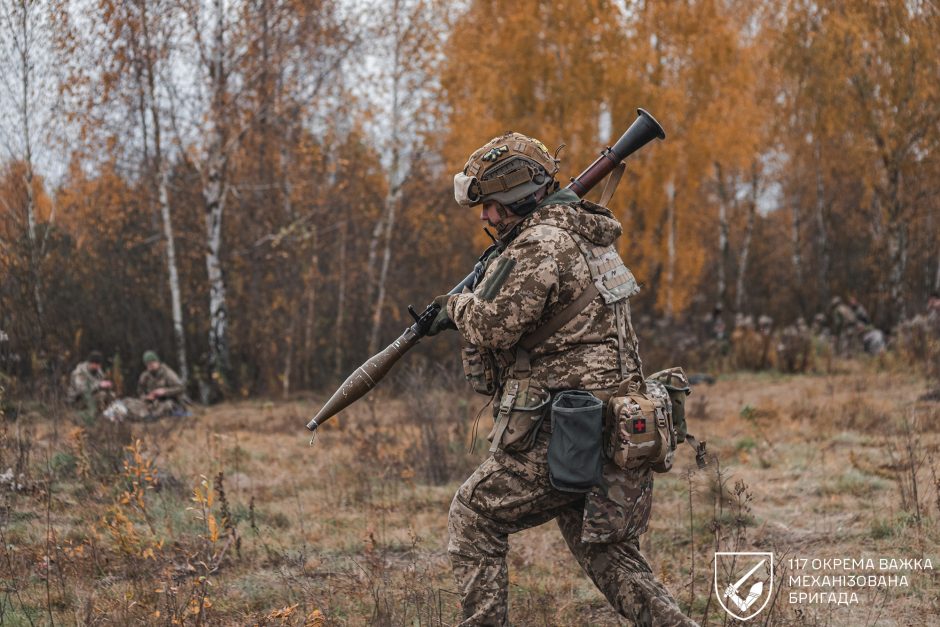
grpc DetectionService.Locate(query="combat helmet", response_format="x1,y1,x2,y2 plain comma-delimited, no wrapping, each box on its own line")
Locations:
453,132,559,215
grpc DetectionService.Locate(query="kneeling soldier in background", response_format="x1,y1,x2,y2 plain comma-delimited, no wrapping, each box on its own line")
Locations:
67,350,114,412
120,351,187,421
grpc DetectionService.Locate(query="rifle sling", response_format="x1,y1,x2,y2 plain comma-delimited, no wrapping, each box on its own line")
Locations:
518,283,600,352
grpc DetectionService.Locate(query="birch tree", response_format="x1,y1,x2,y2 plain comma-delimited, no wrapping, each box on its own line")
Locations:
96,0,189,382
364,0,444,355
0,0,60,344
734,164,761,314
165,0,248,384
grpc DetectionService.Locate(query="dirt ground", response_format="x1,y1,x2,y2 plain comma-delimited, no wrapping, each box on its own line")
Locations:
1,365,938,625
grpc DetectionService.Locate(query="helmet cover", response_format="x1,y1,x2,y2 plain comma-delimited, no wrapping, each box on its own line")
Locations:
454,132,559,213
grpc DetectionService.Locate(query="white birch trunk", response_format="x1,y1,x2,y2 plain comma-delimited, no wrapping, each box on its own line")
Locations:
790,200,803,288
714,163,730,311
141,0,188,383
368,189,398,355
204,144,229,377
24,163,44,334
11,0,44,336
158,168,188,383
887,220,908,321
203,0,230,378
334,219,347,377
735,172,759,314
364,213,385,303
367,6,403,356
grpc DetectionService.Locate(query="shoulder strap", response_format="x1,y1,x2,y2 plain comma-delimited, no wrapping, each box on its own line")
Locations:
518,283,599,352
599,162,626,207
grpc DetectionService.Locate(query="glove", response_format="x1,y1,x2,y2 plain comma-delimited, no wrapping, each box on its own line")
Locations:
426,294,457,336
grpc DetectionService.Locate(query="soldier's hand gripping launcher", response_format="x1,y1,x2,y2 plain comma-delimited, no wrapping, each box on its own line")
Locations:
306,109,665,432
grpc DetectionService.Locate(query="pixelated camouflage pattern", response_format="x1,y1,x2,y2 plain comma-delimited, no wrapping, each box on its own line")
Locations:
448,428,697,626
460,342,497,395
448,196,639,391
137,363,184,400
118,397,180,422
67,361,104,402
449,193,653,543
446,193,696,624
648,367,691,442
485,380,550,452
67,361,112,408
120,363,185,420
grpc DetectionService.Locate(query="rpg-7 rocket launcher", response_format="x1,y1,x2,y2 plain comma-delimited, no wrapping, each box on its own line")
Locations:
306,109,665,432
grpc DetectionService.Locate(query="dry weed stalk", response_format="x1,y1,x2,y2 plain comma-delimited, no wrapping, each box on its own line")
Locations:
886,410,928,528
685,467,697,615
67,426,91,479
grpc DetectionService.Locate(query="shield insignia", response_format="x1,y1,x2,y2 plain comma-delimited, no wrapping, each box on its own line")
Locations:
714,551,774,621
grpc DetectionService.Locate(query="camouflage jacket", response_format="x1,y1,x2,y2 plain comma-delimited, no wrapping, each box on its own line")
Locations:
137,364,185,401
448,189,652,543
448,189,640,391
68,361,106,403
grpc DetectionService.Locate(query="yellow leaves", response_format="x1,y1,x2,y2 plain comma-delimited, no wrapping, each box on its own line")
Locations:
305,608,326,627
268,604,298,620
191,476,214,509
207,514,219,543
187,595,211,616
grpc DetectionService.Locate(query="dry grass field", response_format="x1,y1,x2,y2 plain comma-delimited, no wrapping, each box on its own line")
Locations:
1,363,939,626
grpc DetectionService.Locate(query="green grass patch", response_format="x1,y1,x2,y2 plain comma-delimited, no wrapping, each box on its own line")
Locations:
817,469,888,498
734,436,758,452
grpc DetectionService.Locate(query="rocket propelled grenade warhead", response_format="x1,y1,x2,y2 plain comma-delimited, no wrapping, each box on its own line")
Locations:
306,327,422,430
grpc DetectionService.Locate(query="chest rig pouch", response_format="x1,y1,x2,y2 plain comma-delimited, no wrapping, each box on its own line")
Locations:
461,241,510,397
487,213,641,457
486,351,551,454
461,342,499,396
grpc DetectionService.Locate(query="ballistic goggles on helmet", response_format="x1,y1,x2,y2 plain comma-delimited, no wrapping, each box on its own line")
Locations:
454,172,482,207
454,132,559,209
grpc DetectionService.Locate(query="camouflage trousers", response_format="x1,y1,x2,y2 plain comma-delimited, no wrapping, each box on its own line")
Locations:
122,398,180,421
82,389,116,413
448,430,697,626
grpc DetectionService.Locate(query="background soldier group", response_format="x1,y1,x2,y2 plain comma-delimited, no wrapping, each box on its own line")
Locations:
68,350,188,422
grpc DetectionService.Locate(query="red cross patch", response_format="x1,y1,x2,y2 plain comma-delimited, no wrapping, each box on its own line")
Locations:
633,418,646,434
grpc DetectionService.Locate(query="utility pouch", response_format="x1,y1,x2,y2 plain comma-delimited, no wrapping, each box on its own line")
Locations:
647,367,691,442
487,379,550,453
548,391,604,492
605,374,676,473
461,343,498,396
